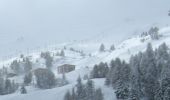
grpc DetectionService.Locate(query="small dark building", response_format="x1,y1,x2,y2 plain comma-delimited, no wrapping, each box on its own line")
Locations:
57,64,75,74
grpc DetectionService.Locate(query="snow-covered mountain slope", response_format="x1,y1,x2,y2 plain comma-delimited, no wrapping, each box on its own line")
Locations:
0,79,116,100
1,26,170,100
0,0,170,59
1,26,170,80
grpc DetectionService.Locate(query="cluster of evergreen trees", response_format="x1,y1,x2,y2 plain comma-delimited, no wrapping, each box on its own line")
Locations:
140,27,160,41
10,60,21,74
69,48,86,57
148,27,160,40
0,55,33,95
56,50,65,57
91,62,109,78
41,52,53,69
34,68,68,89
104,43,170,100
105,58,131,99
99,44,115,52
21,68,69,93
0,78,18,95
9,57,32,75
34,68,56,89
64,77,104,100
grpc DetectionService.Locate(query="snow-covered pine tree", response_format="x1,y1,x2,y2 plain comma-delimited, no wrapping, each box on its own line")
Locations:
148,27,160,40
156,43,170,78
60,50,65,57
99,44,105,52
115,82,129,100
85,79,95,100
163,87,170,100
0,77,5,95
20,86,27,94
24,57,32,73
4,79,13,94
91,62,109,78
161,78,170,100
94,88,104,100
64,91,71,100
76,76,86,100
24,72,32,85
10,60,21,74
71,88,76,100
41,52,53,69
63,76,105,100
110,44,115,51
105,74,111,86
129,75,140,100
90,65,98,78
141,43,159,100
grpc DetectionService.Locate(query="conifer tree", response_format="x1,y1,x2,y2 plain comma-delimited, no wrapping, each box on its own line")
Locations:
110,44,115,51
99,44,105,52
64,91,71,100
34,68,56,89
24,72,32,85
94,88,104,100
24,58,32,73
85,79,95,100
10,60,20,74
76,76,86,100
60,50,65,57
20,86,27,94
71,88,76,100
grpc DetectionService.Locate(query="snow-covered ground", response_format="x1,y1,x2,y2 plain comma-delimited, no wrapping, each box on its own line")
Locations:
0,79,116,100
0,26,170,100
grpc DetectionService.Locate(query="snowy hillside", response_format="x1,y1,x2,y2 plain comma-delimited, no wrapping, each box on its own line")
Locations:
0,0,170,59
0,26,170,100
0,79,116,100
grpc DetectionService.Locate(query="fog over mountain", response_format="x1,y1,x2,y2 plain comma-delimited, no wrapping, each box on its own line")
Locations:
0,0,170,58
1,1,170,100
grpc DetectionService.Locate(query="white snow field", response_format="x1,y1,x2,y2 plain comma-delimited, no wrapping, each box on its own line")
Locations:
0,79,116,100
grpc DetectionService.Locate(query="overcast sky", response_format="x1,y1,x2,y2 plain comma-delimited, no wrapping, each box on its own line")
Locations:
0,0,170,57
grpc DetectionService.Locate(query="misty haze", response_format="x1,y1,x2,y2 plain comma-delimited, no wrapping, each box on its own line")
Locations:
0,0,170,100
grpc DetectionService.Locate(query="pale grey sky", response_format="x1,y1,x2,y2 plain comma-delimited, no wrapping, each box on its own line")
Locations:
0,0,169,41
0,0,170,57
